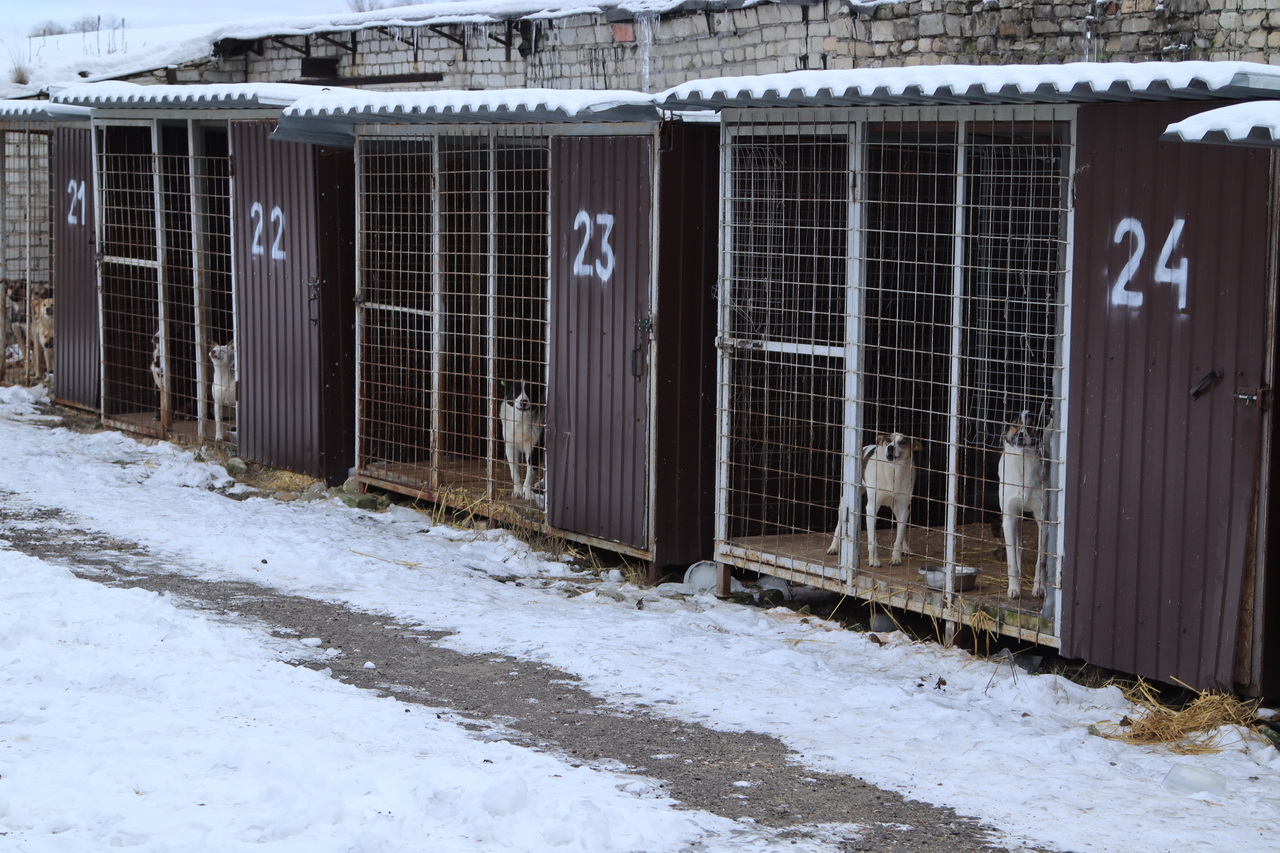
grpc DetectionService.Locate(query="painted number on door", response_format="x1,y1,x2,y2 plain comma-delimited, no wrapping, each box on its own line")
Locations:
66,179,86,226
250,201,287,261
572,210,616,283
1110,217,1188,311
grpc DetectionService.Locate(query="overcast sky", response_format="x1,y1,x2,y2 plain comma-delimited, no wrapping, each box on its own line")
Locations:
1,1,354,42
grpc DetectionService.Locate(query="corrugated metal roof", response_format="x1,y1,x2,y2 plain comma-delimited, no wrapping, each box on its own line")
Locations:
0,99,91,122
658,61,1280,110
274,88,660,147
1162,101,1280,147
50,82,330,110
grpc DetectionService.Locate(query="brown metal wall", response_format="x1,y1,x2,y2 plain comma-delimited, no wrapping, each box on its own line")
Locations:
651,122,718,566
1065,102,1273,691
547,135,652,548
231,121,354,482
52,126,98,409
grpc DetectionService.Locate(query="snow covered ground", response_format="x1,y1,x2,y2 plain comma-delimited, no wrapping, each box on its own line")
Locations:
0,382,1277,853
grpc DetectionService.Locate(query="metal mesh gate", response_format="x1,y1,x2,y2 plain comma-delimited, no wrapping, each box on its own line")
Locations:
97,122,234,443
1,128,54,384
356,130,549,516
718,107,1071,644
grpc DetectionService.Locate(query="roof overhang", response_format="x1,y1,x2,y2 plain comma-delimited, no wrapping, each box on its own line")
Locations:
0,99,92,124
273,88,661,147
658,61,1280,110
49,81,331,111
1161,101,1280,148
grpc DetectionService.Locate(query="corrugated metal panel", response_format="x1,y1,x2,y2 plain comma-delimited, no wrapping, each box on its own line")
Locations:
231,121,326,478
0,101,91,122
547,135,652,548
1064,101,1273,690
274,89,660,147
1162,101,1280,148
51,126,98,409
651,122,718,566
53,82,321,110
661,61,1280,111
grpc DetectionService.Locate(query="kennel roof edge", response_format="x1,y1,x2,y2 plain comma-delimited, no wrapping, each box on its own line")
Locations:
1162,101,1280,148
0,100,91,122
49,81,333,111
658,61,1280,109
273,88,662,146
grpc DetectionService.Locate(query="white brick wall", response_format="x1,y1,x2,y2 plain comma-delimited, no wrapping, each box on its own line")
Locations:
126,0,1280,93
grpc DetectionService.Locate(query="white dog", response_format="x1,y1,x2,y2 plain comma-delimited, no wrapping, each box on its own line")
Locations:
828,433,920,568
209,341,236,442
499,381,543,501
998,414,1048,599
150,328,166,395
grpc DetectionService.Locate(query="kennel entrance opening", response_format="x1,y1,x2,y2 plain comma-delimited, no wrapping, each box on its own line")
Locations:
95,119,234,444
716,107,1072,645
355,129,550,518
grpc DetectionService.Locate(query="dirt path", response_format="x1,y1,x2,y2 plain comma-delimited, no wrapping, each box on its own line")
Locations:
0,488,1054,853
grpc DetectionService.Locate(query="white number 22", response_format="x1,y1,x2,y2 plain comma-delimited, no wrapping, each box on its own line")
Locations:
250,201,287,261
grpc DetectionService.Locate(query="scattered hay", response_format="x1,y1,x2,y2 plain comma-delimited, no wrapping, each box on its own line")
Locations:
255,469,320,494
1094,679,1263,755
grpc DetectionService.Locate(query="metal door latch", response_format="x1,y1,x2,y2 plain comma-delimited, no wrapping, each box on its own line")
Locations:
1234,387,1270,410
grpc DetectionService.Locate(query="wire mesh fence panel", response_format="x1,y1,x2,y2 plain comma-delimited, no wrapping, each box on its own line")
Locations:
357,138,434,484
718,129,850,587
718,108,1071,642
192,128,235,443
1,129,54,384
97,122,233,444
98,124,161,430
356,130,549,513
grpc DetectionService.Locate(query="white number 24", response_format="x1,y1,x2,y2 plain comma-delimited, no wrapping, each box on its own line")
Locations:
1111,216,1188,311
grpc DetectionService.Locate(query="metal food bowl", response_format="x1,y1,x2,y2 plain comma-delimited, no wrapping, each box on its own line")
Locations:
918,566,978,591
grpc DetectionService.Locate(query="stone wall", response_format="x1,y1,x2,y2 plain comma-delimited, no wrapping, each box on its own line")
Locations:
136,0,1280,93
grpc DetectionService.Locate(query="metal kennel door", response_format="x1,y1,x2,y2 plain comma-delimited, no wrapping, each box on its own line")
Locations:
53,126,99,409
714,125,857,589
547,135,652,548
1065,103,1274,690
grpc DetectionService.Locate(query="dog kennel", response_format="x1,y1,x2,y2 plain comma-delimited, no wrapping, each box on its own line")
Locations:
663,62,1280,693
0,101,92,393
51,83,355,482
276,90,718,568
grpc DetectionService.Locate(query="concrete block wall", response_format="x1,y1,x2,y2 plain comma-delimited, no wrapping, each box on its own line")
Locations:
127,1,1280,94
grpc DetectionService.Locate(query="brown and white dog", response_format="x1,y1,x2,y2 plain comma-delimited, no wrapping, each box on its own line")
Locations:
28,296,53,378
998,414,1048,599
499,380,544,502
828,433,921,568
209,341,236,442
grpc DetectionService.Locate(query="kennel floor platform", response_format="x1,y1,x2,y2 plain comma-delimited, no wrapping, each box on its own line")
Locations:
721,522,1058,646
105,410,235,447
355,457,653,551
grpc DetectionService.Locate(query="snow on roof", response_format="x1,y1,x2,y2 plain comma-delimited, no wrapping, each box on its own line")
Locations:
50,81,334,110
0,99,91,123
0,1,728,100
1161,101,1280,148
275,87,660,145
658,61,1280,109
